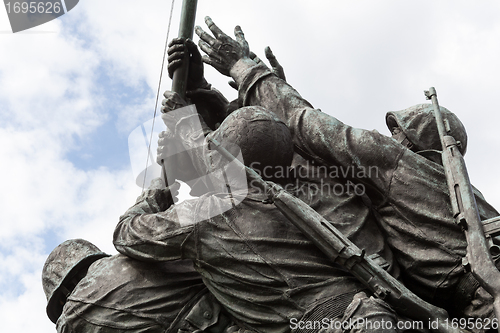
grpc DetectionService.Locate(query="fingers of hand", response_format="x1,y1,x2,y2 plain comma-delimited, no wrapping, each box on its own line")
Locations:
167,42,185,57
265,46,278,65
198,41,223,64
234,26,249,54
161,92,186,113
157,131,171,145
163,90,174,100
158,130,168,139
167,44,186,77
234,25,246,45
162,102,183,114
249,51,262,65
195,25,217,47
167,58,184,78
167,37,185,48
167,46,185,62
228,80,238,90
205,16,228,41
264,46,285,80
201,55,221,69
198,40,212,55
168,51,185,69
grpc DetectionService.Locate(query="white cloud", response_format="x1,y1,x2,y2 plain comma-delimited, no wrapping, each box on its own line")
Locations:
0,3,142,331
0,268,54,332
0,26,102,135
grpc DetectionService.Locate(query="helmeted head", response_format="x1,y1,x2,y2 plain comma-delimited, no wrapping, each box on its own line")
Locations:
386,103,468,156
42,239,109,323
207,106,294,180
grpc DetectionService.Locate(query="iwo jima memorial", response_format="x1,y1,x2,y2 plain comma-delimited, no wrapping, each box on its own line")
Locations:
41,1,500,332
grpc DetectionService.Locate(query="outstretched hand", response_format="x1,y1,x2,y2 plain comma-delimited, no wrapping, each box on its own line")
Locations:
265,46,286,82
195,16,250,77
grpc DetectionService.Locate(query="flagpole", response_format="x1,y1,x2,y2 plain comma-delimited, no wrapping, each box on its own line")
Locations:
171,0,199,99
161,0,199,186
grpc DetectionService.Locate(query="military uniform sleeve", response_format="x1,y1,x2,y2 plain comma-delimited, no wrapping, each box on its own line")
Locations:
56,314,72,333
56,311,94,333
56,307,97,333
113,187,197,262
231,59,406,196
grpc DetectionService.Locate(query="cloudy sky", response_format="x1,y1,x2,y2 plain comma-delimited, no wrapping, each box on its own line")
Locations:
1,1,500,331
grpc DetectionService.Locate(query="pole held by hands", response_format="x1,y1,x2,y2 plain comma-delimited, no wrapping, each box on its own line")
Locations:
171,0,199,99
161,0,199,185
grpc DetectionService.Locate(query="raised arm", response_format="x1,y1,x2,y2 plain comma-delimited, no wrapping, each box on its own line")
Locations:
195,17,404,195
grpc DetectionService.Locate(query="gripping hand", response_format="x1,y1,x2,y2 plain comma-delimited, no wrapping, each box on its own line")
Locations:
167,38,209,90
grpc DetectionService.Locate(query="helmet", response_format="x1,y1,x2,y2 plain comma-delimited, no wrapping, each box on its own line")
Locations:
208,106,294,179
42,239,109,323
386,103,468,156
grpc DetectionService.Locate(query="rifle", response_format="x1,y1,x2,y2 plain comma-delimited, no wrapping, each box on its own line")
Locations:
208,137,468,333
425,87,500,329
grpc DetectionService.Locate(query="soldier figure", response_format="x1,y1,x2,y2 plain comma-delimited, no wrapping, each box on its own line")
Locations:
41,13,500,333
113,97,415,332
42,238,232,333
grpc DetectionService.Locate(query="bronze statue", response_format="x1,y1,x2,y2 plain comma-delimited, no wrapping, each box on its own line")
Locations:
114,99,413,332
193,16,500,332
40,10,500,333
